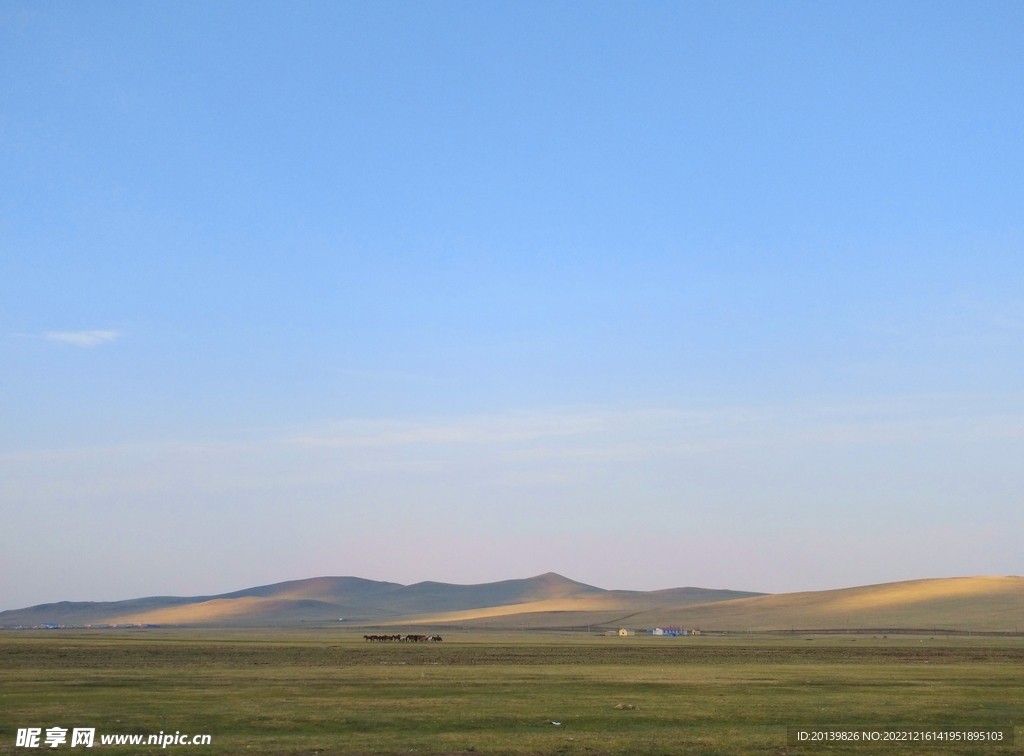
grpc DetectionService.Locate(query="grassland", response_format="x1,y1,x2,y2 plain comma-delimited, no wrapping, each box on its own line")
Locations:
1,630,1021,755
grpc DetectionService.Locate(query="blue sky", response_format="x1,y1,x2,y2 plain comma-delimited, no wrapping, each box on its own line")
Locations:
2,1,1023,608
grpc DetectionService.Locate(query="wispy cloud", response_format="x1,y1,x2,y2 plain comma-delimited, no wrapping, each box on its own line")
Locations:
44,330,120,347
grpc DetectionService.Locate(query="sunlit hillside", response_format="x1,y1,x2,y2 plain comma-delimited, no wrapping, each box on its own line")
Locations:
418,576,1024,634
0,573,757,627
4,575,1020,632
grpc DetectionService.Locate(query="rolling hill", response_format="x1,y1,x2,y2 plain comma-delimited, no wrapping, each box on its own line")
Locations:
407,576,1024,634
3,574,1021,633
621,575,1024,633
0,573,757,628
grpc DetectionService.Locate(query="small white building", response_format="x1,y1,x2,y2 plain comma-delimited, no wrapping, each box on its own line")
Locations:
654,626,683,637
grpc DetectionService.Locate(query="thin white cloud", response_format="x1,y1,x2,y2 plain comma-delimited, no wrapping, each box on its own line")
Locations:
44,330,120,347
285,411,621,449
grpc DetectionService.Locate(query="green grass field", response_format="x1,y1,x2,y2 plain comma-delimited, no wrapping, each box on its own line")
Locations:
1,630,1021,755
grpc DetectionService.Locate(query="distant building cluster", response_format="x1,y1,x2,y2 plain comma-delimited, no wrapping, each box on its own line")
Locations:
653,626,696,636
605,627,702,637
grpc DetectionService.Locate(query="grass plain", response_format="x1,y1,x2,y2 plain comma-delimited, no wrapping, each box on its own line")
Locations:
0,629,1021,756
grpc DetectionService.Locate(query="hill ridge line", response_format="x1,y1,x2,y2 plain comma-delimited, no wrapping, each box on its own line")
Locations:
3,574,1021,632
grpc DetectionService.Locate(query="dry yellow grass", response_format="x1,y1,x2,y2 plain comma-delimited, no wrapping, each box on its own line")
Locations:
417,576,1024,633
830,576,1020,611
614,576,1024,632
400,594,630,624
647,569,1024,631
29,575,1024,633
106,596,277,625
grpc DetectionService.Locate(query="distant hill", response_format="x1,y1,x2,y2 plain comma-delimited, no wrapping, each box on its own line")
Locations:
411,576,1024,634
623,575,1024,633
0,573,758,628
4,574,1020,632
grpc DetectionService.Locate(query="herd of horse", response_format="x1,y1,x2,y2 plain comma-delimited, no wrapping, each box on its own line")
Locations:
363,634,443,642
